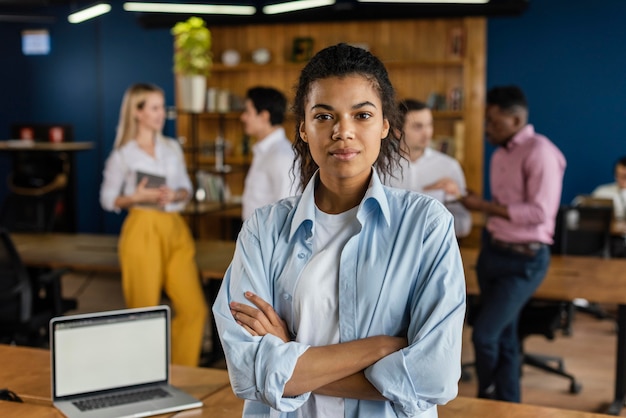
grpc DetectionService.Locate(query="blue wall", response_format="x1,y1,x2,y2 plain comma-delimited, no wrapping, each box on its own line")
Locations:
486,0,626,201
1,0,623,233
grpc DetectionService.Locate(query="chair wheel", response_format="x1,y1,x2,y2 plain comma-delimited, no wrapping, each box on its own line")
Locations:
570,381,582,394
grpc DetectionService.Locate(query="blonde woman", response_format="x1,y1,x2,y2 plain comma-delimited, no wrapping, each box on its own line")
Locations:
100,83,207,366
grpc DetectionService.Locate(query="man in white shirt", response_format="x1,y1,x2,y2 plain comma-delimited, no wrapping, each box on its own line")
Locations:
592,156,626,257
592,156,626,220
387,99,472,238
241,87,298,221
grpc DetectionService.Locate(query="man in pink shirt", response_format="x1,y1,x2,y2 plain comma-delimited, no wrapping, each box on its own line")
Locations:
460,85,566,402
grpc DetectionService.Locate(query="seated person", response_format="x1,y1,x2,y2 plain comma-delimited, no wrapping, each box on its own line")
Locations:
386,99,472,238
592,155,626,256
592,155,626,220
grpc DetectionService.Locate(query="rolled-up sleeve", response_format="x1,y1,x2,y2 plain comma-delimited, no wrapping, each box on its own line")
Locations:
163,140,193,212
365,214,466,416
100,151,125,213
213,219,311,411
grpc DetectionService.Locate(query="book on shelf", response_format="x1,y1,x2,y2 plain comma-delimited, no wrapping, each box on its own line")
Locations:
196,170,230,202
430,121,465,162
431,136,456,158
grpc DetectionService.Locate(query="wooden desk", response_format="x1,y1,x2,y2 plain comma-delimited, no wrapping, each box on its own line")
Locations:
179,386,609,418
0,344,609,418
0,141,94,152
462,247,626,415
11,233,235,282
440,396,610,418
0,400,63,417
10,233,235,363
0,344,231,416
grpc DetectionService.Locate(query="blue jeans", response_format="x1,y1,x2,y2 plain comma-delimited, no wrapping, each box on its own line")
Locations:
472,230,550,402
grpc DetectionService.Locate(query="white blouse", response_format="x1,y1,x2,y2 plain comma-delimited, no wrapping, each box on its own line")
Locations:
99,135,192,213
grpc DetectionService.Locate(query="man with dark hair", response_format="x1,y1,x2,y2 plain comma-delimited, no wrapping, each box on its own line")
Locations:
460,85,566,402
387,98,472,237
240,86,298,220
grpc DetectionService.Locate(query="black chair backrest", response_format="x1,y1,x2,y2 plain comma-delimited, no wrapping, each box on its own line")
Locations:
0,192,62,233
552,205,613,258
0,228,33,324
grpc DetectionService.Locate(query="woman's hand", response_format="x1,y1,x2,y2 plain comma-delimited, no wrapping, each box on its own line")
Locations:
230,292,291,343
157,185,177,206
134,177,161,204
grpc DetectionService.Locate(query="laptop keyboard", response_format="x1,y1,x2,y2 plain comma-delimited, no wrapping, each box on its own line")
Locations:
72,387,171,411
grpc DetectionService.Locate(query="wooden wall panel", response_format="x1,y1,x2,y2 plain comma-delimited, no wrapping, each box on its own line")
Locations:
177,18,486,238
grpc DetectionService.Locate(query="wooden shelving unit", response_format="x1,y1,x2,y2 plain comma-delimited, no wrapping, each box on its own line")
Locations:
176,17,486,238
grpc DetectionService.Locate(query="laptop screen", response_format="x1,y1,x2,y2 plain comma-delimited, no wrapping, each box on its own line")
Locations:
51,307,170,399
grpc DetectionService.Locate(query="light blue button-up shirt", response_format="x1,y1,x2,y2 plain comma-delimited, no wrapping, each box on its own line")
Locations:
213,169,466,417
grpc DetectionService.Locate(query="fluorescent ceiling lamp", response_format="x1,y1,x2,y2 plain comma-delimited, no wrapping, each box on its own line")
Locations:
263,0,336,15
68,3,111,23
357,0,488,3
123,2,256,15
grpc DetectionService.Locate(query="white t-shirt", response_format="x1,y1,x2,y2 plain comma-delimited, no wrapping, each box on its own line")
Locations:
293,205,360,418
387,147,472,237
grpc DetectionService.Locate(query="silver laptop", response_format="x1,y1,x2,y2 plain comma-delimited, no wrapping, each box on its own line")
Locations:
50,305,203,418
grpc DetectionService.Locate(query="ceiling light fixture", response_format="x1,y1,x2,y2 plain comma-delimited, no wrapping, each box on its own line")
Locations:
263,0,336,15
357,0,489,3
123,2,256,15
67,3,111,24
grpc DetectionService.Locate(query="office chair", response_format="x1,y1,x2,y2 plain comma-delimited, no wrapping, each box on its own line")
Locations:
512,203,612,393
0,228,68,347
553,203,613,258
517,299,582,394
461,294,582,394
0,152,69,233
553,203,614,320
0,154,78,316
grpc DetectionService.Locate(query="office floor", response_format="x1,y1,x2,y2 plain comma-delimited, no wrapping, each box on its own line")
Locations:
60,271,626,416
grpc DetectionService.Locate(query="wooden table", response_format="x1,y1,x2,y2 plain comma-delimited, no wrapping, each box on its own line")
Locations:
189,385,610,418
0,343,610,418
441,396,610,418
462,247,626,415
0,400,63,418
9,234,626,414
10,232,235,364
11,233,235,282
0,344,230,417
0,141,94,152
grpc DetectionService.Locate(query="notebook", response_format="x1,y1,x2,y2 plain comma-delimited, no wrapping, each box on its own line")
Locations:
50,306,203,418
136,171,165,189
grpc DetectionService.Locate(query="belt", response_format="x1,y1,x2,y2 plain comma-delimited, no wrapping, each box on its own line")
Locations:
490,237,544,257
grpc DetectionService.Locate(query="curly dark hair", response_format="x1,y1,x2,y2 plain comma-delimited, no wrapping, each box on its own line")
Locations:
292,43,403,188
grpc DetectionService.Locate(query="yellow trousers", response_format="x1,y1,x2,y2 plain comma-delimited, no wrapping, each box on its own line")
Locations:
119,208,207,366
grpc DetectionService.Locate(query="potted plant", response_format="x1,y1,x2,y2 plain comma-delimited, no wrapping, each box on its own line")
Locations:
171,16,212,113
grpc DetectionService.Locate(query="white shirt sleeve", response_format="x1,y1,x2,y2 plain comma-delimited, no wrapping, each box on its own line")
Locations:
99,150,127,213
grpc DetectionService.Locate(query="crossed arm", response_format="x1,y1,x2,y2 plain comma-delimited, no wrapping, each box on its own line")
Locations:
230,292,407,399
